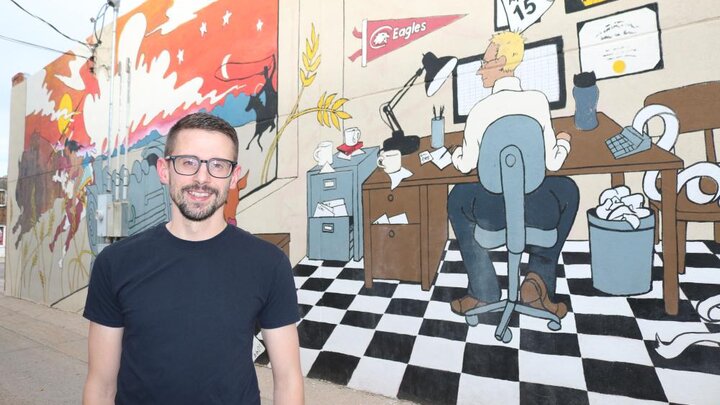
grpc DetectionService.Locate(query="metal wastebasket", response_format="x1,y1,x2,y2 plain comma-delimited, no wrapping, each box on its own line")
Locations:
587,208,655,295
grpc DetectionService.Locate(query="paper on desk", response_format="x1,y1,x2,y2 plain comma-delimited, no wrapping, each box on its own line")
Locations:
430,147,452,169
388,167,413,190
336,149,365,160
319,162,335,173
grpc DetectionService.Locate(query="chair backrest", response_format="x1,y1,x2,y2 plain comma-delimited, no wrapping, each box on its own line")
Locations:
644,81,720,162
477,115,546,252
477,115,546,194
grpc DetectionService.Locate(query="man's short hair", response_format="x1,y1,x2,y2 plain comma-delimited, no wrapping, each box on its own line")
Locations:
490,31,525,73
164,112,239,160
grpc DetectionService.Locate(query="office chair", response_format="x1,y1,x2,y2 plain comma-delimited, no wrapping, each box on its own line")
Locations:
644,81,720,275
464,115,562,343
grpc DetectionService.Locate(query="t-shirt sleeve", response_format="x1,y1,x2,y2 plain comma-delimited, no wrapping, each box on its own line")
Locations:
83,251,124,327
258,252,300,329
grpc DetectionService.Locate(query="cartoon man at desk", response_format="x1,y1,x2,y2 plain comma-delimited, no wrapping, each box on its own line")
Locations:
448,31,579,319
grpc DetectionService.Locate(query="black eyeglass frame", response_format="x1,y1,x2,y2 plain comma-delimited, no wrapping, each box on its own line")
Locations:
164,155,237,179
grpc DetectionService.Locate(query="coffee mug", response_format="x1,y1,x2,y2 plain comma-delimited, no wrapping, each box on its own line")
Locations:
343,127,361,146
313,141,334,166
377,149,402,174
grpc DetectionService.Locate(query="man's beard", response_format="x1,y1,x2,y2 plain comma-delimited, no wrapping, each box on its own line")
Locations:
170,183,227,222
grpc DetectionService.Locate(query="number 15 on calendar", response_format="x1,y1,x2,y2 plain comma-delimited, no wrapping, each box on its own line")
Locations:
500,0,554,33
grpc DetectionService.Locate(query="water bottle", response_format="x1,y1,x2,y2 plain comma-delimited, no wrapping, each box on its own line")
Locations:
573,71,599,131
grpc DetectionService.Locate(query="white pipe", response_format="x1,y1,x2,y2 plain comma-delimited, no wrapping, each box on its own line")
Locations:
106,2,119,196
123,57,131,200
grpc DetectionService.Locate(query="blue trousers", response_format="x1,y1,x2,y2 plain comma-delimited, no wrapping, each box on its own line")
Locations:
447,176,579,302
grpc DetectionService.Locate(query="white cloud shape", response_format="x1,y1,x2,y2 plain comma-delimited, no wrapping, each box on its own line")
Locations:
55,56,86,91
149,0,218,35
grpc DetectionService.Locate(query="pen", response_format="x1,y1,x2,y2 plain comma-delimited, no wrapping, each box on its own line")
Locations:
440,145,457,159
439,106,444,119
433,105,437,119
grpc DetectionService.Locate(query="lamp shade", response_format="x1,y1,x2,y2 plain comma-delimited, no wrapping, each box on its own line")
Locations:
422,52,458,96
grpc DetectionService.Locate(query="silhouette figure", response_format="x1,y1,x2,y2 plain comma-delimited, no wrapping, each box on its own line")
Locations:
245,56,278,151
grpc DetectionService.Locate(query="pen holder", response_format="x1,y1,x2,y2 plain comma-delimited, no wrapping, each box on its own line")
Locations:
431,117,445,149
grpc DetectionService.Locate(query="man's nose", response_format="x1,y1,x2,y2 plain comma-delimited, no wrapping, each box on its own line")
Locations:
194,162,212,181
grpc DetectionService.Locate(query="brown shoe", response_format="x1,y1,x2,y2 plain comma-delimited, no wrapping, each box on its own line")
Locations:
450,295,487,316
520,272,568,319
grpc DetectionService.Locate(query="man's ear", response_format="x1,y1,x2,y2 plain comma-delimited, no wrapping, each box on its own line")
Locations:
228,164,242,189
157,155,170,185
497,55,508,71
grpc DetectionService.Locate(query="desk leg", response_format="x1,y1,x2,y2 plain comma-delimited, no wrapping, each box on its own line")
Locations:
363,189,373,289
611,173,625,188
418,184,449,290
661,169,679,315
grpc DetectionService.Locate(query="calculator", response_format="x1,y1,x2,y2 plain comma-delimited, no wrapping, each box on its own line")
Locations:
605,126,652,159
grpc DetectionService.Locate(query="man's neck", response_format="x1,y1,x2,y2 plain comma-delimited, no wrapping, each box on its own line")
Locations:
166,210,228,241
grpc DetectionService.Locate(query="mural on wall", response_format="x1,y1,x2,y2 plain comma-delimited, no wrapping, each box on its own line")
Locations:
287,2,720,405
5,0,720,403
9,0,279,303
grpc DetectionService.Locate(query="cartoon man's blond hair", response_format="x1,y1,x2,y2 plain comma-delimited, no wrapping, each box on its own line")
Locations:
490,31,525,73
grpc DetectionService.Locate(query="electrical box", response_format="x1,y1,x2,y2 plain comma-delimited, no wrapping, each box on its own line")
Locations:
96,193,111,238
106,200,129,238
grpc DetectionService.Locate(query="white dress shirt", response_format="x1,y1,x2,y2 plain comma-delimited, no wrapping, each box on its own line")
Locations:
451,76,570,173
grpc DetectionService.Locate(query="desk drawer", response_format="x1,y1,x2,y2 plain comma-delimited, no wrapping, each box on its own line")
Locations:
368,187,421,224
308,216,353,261
370,224,420,282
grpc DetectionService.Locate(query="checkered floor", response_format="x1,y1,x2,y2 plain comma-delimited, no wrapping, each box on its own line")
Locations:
256,240,720,405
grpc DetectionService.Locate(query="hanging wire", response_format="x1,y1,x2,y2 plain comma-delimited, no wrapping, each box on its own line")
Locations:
8,0,94,52
0,33,90,59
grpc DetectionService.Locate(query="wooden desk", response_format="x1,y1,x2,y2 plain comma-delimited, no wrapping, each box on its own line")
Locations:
362,112,684,315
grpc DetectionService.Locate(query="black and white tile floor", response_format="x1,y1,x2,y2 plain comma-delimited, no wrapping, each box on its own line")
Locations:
258,240,720,405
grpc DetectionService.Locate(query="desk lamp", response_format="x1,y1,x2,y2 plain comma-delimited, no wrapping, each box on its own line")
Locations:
380,52,457,155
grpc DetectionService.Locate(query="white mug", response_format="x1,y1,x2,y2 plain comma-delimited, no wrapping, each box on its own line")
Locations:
313,141,334,166
343,127,361,146
377,149,402,174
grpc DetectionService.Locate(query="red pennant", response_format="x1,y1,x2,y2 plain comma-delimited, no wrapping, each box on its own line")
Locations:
349,14,465,66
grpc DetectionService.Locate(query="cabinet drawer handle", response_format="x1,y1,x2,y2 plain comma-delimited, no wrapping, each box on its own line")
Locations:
323,178,337,190
388,230,395,238
322,223,335,233
387,194,394,202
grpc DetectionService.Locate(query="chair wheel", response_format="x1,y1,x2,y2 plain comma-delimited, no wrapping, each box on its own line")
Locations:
501,329,512,343
548,320,561,331
466,315,479,327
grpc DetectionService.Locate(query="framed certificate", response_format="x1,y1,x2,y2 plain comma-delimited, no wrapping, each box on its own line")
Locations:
577,3,663,80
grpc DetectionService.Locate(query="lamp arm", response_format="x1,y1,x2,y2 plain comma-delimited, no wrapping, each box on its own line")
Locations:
382,103,403,134
382,67,424,136
388,67,424,109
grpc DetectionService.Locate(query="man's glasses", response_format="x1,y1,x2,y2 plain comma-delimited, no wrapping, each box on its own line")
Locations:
478,57,500,70
165,155,237,178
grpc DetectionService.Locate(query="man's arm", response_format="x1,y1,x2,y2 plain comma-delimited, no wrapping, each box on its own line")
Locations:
83,322,123,405
261,324,304,405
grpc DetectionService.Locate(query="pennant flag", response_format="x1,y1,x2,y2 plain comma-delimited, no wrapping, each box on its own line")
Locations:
349,14,466,66
501,0,554,33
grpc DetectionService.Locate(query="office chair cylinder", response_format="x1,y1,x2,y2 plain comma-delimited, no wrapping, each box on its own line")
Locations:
501,146,526,253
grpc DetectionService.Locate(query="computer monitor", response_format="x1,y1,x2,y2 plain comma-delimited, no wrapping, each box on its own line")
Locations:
452,36,566,124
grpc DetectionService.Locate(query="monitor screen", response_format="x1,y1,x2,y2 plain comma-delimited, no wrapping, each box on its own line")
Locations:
452,36,566,124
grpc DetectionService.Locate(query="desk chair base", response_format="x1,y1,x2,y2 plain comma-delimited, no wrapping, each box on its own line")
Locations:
465,300,561,343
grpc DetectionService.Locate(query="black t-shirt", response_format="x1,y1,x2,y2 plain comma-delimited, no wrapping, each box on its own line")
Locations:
83,223,299,404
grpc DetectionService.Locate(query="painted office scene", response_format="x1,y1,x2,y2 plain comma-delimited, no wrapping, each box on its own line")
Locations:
5,0,720,404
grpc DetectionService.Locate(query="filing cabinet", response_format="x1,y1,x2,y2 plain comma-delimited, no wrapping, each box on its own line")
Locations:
307,147,379,261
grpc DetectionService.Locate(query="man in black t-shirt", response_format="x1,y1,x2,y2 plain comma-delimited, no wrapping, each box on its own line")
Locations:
82,112,303,404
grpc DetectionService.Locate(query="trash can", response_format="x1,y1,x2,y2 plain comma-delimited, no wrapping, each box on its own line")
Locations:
587,208,655,295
